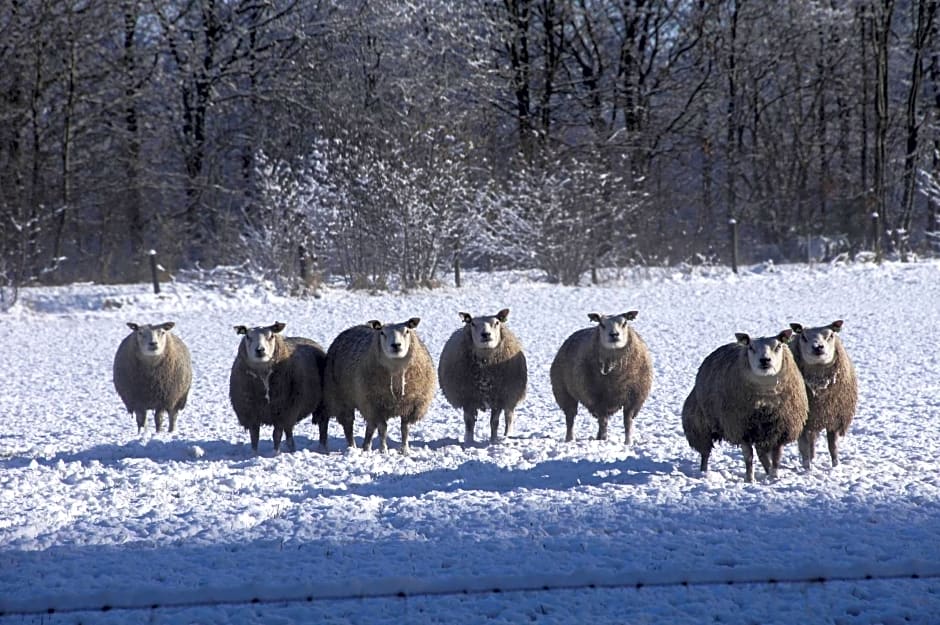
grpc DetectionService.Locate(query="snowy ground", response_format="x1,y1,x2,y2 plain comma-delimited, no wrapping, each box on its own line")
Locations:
1,260,939,624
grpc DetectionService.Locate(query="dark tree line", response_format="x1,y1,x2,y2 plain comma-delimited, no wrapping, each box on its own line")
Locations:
2,0,939,292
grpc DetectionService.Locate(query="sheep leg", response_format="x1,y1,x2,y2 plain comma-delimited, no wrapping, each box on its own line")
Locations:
154,410,164,433
135,410,147,433
377,420,389,453
756,446,775,479
463,408,477,445
622,406,638,445
248,424,261,454
826,430,840,467
272,426,284,454
400,418,411,456
798,429,817,470
770,444,784,476
168,410,178,433
595,413,609,441
556,390,578,442
503,408,515,438
362,422,376,452
285,426,296,453
699,447,711,473
317,418,329,451
339,412,355,447
741,444,756,483
489,409,500,444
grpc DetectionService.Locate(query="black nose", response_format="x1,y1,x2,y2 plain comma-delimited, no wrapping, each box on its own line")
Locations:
390,342,402,352
255,347,266,357
609,332,620,341
480,332,491,341
759,357,772,368
148,342,158,350
813,345,825,355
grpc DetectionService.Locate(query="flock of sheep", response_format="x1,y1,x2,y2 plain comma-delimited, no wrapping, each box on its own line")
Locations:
112,310,857,482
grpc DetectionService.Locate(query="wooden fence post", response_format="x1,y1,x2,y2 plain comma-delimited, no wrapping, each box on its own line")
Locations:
871,212,882,263
728,218,739,274
148,250,160,294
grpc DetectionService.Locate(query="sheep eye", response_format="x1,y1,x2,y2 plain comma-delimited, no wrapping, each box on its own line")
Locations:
774,343,782,351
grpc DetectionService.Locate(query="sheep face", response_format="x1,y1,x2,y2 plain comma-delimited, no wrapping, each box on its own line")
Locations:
128,322,175,359
588,311,639,350
790,320,843,366
736,330,793,378
461,309,510,350
369,318,420,360
235,322,286,366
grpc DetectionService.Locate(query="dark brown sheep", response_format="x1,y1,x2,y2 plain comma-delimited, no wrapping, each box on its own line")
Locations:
229,322,327,454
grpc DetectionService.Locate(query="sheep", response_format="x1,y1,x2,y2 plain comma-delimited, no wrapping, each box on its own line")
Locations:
438,308,528,445
681,329,809,482
788,320,858,469
324,318,436,454
549,312,653,445
113,321,193,433
229,321,327,454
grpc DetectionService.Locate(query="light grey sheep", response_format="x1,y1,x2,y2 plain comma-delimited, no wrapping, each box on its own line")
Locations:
682,329,809,482
113,321,192,433
789,320,858,469
229,322,327,454
324,318,436,454
438,308,528,444
549,312,653,444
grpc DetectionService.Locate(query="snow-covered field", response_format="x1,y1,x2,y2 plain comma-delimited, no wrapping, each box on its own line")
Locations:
1,260,939,624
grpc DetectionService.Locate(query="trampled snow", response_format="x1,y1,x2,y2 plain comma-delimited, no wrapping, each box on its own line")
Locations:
1,260,939,624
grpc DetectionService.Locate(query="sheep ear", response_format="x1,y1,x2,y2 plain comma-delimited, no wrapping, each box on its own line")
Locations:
587,313,602,323
459,312,472,324
160,322,175,331
270,321,286,334
734,333,750,345
406,317,421,329
496,308,510,322
127,322,139,331
789,323,803,334
777,329,794,344
623,311,638,321
367,320,383,330
234,325,248,335
830,320,844,332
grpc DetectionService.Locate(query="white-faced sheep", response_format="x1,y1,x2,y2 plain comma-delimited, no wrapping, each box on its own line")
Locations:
438,309,528,445
682,330,809,482
788,320,858,469
229,322,327,454
549,312,653,444
324,318,436,454
113,322,193,433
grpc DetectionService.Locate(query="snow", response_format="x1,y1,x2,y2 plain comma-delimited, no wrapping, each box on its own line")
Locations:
1,260,940,624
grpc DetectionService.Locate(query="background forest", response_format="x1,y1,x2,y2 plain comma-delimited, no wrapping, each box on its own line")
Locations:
2,0,939,294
